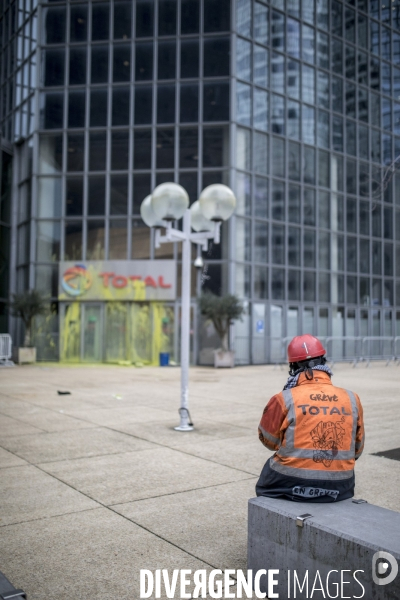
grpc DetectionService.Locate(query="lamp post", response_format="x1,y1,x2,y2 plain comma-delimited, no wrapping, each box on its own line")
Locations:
140,182,236,431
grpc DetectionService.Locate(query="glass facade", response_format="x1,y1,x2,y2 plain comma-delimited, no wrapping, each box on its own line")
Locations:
1,0,400,362
233,0,400,363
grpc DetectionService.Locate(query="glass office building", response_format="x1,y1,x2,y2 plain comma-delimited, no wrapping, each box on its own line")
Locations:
1,0,400,363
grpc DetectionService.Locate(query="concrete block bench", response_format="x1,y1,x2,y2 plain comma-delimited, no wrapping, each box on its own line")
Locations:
248,496,400,599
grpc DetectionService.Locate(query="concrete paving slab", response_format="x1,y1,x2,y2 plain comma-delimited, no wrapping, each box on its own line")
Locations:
1,427,156,463
0,404,98,432
0,507,212,600
0,446,27,469
355,454,400,512
183,436,270,476
113,419,252,448
0,465,98,526
0,414,45,437
113,479,256,571
39,447,251,505
62,404,177,426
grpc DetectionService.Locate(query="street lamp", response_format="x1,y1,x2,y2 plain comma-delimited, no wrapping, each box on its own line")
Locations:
140,182,236,431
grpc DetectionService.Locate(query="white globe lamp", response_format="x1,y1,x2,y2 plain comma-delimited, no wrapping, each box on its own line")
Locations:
151,182,189,221
198,184,236,221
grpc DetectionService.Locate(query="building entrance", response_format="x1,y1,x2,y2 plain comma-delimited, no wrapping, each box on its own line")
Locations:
60,301,174,365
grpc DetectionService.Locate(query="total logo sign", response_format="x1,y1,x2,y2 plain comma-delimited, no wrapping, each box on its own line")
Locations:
61,264,92,297
59,260,176,301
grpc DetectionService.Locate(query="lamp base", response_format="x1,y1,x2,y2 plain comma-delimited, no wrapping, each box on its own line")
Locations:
174,424,194,432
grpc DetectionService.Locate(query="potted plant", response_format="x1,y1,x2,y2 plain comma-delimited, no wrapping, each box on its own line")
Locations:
9,290,48,364
198,292,244,368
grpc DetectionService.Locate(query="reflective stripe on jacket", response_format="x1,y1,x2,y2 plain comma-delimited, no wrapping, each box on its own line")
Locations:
258,371,365,481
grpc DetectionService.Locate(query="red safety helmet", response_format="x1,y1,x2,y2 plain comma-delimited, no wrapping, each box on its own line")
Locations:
287,334,326,363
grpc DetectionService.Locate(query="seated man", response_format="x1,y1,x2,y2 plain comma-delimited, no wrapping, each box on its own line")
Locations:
257,335,365,503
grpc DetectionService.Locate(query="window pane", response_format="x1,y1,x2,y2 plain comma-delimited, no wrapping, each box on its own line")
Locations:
254,132,268,175
64,221,82,261
181,39,199,78
112,88,130,125
36,221,60,262
66,177,83,216
68,91,85,128
132,218,151,258
255,176,268,219
288,184,300,223
180,128,198,169
204,0,230,32
237,82,251,127
91,46,109,83
43,49,65,87
87,220,105,259
303,271,316,301
180,84,199,123
304,188,315,226
255,221,268,262
158,0,176,35
157,85,175,123
134,130,151,170
236,128,252,174
134,86,152,124
44,7,66,44
157,129,175,168
254,45,268,88
41,92,64,129
237,172,252,216
304,230,316,267
179,172,198,204
113,45,131,82
272,268,284,300
69,48,86,85
39,135,63,175
70,5,88,42
203,127,228,167
110,176,128,215
236,37,251,82
89,131,107,171
158,41,176,80
204,37,230,77
133,174,151,213
92,3,109,41
302,105,315,146
272,180,285,220
111,131,129,170
288,226,300,265
89,90,107,127
114,2,132,39
135,42,153,80
136,0,154,37
254,88,268,132
67,134,84,171
108,220,127,259
285,143,299,183
271,94,285,135
203,82,229,122
272,137,285,177
37,177,62,218
254,2,268,45
254,266,268,299
181,0,199,34
88,176,106,215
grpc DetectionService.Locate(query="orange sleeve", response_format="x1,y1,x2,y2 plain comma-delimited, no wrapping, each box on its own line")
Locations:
355,393,365,459
258,394,287,451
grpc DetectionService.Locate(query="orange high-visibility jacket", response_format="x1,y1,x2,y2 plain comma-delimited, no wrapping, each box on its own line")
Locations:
258,371,365,480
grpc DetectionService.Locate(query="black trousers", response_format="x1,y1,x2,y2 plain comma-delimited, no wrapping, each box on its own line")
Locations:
256,457,355,503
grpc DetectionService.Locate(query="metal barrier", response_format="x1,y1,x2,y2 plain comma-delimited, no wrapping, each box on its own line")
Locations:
281,336,400,367
0,334,14,367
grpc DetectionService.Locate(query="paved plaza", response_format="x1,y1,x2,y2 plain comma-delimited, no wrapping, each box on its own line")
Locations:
0,362,400,599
